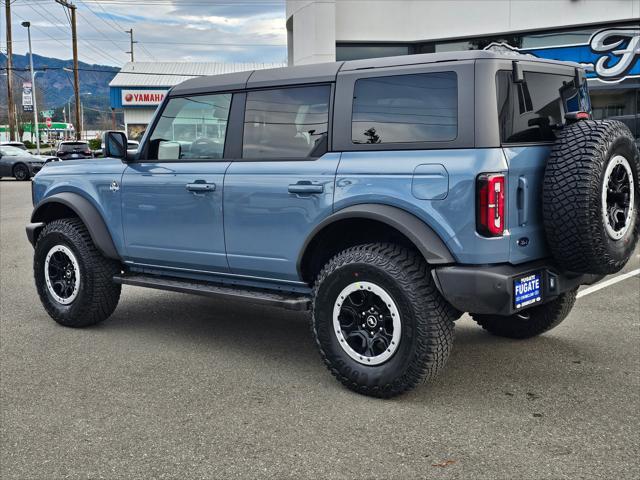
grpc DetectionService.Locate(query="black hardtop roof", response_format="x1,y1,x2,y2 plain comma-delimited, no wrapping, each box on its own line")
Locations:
170,50,579,96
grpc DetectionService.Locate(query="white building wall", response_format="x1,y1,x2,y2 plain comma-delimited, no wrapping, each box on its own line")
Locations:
287,0,336,65
287,0,640,65
123,108,157,136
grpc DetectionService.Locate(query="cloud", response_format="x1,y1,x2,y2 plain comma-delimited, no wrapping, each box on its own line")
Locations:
180,15,245,28
10,1,287,66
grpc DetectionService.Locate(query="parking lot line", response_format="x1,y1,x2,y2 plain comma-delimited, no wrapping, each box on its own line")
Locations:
577,268,640,298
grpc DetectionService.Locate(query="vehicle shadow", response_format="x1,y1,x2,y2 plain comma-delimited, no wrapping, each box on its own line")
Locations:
100,288,595,402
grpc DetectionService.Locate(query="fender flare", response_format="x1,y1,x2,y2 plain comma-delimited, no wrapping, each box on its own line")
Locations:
297,204,455,276
29,192,120,260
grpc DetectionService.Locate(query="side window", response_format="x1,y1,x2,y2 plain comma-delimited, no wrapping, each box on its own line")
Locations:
496,71,590,143
147,93,231,160
242,85,331,159
0,146,22,156
352,72,458,144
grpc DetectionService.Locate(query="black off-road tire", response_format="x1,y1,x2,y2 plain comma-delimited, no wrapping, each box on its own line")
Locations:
311,243,458,398
13,163,30,181
543,120,639,275
34,218,121,327
471,289,577,339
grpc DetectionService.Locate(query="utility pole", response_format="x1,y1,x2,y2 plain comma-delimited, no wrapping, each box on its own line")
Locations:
55,0,81,140
71,5,81,140
125,29,136,62
21,22,40,154
5,0,16,141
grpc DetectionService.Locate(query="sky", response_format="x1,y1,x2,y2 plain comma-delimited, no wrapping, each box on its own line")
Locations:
3,0,288,66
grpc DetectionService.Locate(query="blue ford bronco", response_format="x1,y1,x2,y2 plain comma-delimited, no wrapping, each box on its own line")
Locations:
27,51,639,397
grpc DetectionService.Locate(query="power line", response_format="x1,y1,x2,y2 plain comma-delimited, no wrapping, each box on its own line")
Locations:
138,43,157,62
77,0,123,34
76,0,158,62
92,0,125,30
3,66,208,77
19,2,125,65
9,38,286,47
65,0,284,4
76,9,127,53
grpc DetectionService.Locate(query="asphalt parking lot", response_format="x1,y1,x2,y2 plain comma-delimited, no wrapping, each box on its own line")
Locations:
1,178,639,479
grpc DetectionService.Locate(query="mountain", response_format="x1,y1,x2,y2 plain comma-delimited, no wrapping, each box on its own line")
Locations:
1,53,119,127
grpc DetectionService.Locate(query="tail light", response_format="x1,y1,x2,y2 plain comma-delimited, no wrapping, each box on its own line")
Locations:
477,173,505,237
565,111,590,123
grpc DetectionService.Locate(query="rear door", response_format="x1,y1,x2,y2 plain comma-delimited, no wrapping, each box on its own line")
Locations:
496,67,591,264
121,92,232,273
223,84,339,282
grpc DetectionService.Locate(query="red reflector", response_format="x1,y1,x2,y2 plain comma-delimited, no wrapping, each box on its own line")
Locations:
565,111,591,122
477,173,505,237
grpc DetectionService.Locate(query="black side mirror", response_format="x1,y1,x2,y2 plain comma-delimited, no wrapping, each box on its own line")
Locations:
103,131,128,160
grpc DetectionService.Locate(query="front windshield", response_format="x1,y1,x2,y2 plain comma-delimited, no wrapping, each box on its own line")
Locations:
0,146,29,156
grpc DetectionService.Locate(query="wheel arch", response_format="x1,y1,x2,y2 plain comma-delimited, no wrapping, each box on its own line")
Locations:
29,192,120,260
297,204,454,284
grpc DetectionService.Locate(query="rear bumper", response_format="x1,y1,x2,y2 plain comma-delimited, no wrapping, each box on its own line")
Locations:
433,260,603,316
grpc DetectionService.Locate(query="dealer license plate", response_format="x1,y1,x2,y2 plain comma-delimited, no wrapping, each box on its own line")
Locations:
514,273,542,310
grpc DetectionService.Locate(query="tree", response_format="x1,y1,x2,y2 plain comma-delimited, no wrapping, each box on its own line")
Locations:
364,127,381,144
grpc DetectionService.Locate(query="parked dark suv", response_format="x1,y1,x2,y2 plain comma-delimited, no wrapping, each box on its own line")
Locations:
26,51,639,397
56,141,93,160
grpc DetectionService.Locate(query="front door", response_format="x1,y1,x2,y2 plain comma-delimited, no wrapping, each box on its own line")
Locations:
223,84,338,282
121,92,233,273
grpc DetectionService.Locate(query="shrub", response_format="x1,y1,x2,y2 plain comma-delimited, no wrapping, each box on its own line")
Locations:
88,138,102,151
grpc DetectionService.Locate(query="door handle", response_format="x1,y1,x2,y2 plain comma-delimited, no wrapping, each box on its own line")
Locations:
288,182,324,194
186,182,216,192
517,176,528,226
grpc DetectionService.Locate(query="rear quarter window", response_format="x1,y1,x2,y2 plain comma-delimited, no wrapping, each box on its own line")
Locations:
496,70,591,143
351,72,458,144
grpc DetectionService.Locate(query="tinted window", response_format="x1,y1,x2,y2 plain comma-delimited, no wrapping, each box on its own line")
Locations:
352,72,458,144
242,85,330,159
336,43,410,61
148,93,231,160
496,71,591,143
60,142,88,151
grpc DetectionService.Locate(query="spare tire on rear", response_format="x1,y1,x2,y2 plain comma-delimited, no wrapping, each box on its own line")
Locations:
543,120,639,275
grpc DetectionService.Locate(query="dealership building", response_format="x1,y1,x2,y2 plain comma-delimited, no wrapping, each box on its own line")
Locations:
109,62,285,140
286,0,640,142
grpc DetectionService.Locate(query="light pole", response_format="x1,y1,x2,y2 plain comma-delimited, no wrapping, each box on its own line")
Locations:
21,21,40,154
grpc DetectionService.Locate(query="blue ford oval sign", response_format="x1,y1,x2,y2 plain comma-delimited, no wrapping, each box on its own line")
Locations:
520,27,640,84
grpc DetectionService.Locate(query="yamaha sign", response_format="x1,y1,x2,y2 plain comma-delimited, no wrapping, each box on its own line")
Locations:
522,27,640,83
121,89,169,106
